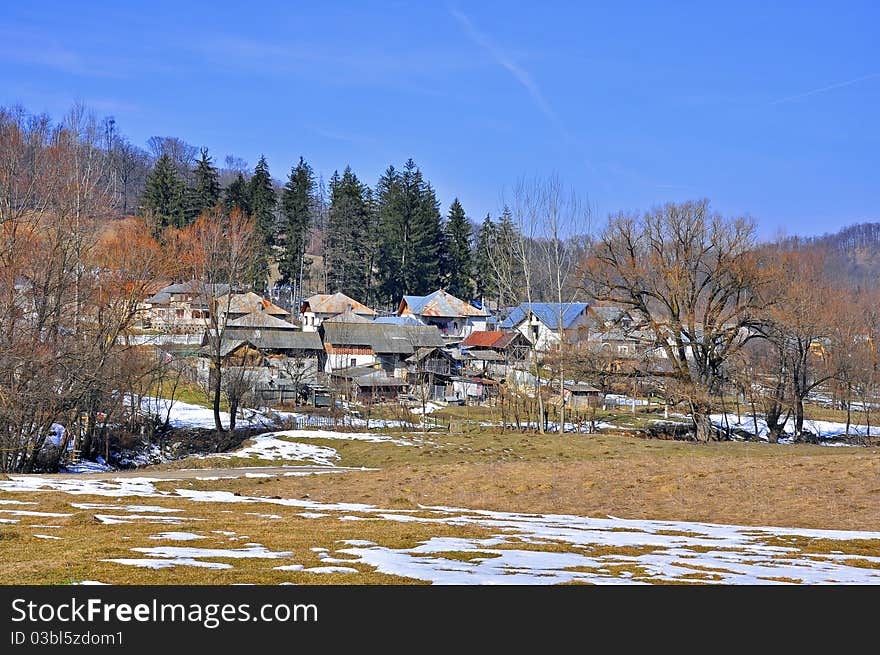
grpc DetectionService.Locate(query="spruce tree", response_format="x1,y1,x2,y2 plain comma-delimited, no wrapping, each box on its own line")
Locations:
141,153,188,230
441,198,473,299
248,155,277,247
224,172,251,215
325,168,372,299
279,157,314,288
375,159,444,303
191,148,220,218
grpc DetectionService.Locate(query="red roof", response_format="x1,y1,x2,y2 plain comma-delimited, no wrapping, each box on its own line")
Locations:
460,331,519,348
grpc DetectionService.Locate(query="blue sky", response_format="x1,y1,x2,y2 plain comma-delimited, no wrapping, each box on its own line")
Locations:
1,1,877,238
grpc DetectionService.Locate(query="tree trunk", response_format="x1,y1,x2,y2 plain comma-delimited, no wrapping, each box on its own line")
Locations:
692,410,714,443
211,359,224,433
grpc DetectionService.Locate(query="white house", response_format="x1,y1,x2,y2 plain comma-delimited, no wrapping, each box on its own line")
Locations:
501,302,591,352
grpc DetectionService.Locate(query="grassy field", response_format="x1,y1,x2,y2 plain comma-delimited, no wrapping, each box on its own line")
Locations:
2,424,879,584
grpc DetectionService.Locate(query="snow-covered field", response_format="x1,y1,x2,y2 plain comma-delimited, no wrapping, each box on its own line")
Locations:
3,474,879,584
711,413,876,442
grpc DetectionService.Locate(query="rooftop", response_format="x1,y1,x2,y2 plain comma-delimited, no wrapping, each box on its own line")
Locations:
301,292,377,316
399,289,489,318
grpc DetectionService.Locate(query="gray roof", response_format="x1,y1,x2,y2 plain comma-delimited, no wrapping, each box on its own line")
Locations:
323,306,373,324
565,382,601,393
146,281,230,305
322,323,444,354
220,327,323,351
227,312,297,330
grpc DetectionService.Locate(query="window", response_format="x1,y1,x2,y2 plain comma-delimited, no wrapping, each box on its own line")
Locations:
176,309,185,319
350,358,356,367
618,345,629,355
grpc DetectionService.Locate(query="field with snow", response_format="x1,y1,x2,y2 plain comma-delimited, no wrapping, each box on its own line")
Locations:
4,399,879,585
1,471,879,584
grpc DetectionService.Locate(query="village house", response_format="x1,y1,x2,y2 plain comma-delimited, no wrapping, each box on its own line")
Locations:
398,289,490,339
405,346,459,401
562,382,602,409
501,302,591,352
215,291,289,324
198,310,324,404
320,318,445,376
329,365,410,402
140,280,230,332
458,330,531,378
300,292,377,331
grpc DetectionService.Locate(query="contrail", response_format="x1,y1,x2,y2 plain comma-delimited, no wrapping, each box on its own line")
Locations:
449,7,571,141
770,72,880,105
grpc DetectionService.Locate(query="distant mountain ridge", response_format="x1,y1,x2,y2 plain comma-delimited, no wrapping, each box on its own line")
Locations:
783,222,880,288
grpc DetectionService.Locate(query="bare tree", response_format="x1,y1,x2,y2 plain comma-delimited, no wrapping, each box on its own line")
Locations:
582,200,771,442
171,205,262,432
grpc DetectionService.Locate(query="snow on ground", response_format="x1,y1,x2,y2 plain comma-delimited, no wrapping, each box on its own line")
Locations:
3,475,880,584
148,532,205,541
411,402,443,415
221,434,341,466
135,396,291,430
712,413,876,442
60,459,113,474
267,429,418,447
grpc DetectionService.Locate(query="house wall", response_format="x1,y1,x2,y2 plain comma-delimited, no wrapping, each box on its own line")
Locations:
514,315,559,352
323,347,376,373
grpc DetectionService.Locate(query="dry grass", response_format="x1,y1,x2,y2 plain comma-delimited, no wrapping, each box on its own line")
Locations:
3,426,880,584
152,430,880,532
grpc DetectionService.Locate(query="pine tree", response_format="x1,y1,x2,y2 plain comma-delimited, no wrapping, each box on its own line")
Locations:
474,213,498,304
141,153,188,230
248,155,277,247
441,198,473,299
224,173,251,215
191,148,220,218
325,167,372,298
279,157,314,289
375,159,444,303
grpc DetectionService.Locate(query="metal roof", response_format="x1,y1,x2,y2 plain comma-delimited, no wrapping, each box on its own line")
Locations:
323,306,373,324
216,292,289,317
500,302,589,330
226,311,297,330
321,323,444,354
399,289,489,318
301,292,377,316
459,330,521,348
373,315,426,326
220,327,323,351
146,281,230,305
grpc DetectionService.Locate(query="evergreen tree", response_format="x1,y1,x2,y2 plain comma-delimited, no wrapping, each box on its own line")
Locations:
441,198,473,299
223,172,251,215
494,205,524,308
279,157,314,288
325,168,372,298
190,148,220,217
474,213,498,304
248,155,277,247
375,159,444,303
141,153,188,230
